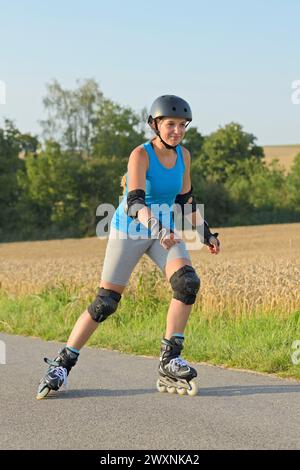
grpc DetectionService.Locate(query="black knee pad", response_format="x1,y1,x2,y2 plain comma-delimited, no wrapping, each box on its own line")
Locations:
88,288,121,323
169,265,200,305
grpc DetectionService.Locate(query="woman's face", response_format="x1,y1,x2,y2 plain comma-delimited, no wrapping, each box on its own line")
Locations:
156,117,187,146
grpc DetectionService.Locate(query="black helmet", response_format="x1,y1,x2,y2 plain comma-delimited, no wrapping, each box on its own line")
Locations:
148,95,192,149
148,95,192,124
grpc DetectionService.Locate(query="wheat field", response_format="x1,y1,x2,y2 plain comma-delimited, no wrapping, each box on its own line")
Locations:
0,223,299,317
263,144,300,171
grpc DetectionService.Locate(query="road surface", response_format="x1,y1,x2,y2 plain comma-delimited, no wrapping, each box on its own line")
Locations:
0,332,299,450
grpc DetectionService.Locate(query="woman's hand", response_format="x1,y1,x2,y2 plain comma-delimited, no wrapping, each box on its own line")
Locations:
160,231,181,251
207,235,220,255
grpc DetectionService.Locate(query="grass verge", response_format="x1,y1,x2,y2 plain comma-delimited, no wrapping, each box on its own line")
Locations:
1,282,300,380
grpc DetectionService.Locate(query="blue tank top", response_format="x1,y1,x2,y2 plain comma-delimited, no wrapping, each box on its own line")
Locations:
111,142,185,237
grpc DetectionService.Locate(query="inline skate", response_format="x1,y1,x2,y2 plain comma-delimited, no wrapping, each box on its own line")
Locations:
157,335,198,396
36,347,79,400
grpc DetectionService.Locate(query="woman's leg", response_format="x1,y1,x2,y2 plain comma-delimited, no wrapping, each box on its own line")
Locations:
161,257,200,391
164,258,193,340
67,229,150,351
146,242,200,394
146,240,199,340
67,282,125,351
37,279,126,399
36,231,150,399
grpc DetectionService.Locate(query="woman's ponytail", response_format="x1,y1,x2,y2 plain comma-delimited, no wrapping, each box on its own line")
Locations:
120,173,127,194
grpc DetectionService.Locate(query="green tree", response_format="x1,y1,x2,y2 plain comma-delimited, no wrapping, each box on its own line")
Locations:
190,159,234,225
17,141,84,237
197,122,264,183
226,158,287,210
286,153,300,211
40,79,145,160
92,98,146,160
0,120,39,239
17,140,126,238
224,157,293,225
40,79,104,156
76,155,125,235
182,126,204,158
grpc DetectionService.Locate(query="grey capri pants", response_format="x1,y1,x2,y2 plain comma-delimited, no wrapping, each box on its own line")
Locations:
101,227,191,286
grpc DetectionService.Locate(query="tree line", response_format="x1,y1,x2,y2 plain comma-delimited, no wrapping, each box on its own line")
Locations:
0,79,299,242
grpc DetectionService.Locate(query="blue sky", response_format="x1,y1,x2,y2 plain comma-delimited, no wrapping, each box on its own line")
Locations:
0,0,299,145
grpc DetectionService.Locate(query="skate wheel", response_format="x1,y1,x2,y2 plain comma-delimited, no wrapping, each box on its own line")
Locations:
36,384,51,400
186,379,198,397
156,379,167,393
167,386,176,394
177,387,187,396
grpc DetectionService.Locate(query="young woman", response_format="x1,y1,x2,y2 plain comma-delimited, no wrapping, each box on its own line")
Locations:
37,95,220,399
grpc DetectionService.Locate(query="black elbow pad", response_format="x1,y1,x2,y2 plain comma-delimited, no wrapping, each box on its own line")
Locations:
124,189,147,219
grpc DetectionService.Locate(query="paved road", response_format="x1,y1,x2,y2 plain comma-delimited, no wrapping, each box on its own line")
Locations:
0,332,300,450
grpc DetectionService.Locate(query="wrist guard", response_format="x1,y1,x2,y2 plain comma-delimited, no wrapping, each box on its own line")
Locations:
201,220,219,246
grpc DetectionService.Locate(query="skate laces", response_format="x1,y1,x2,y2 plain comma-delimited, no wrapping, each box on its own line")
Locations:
51,366,68,387
168,357,188,372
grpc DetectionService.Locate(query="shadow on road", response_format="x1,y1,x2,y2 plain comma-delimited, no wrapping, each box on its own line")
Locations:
45,387,157,399
199,384,300,397
40,383,300,400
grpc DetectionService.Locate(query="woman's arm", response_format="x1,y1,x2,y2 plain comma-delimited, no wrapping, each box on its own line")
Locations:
127,146,148,192
180,147,193,196
126,146,152,224
176,147,220,254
